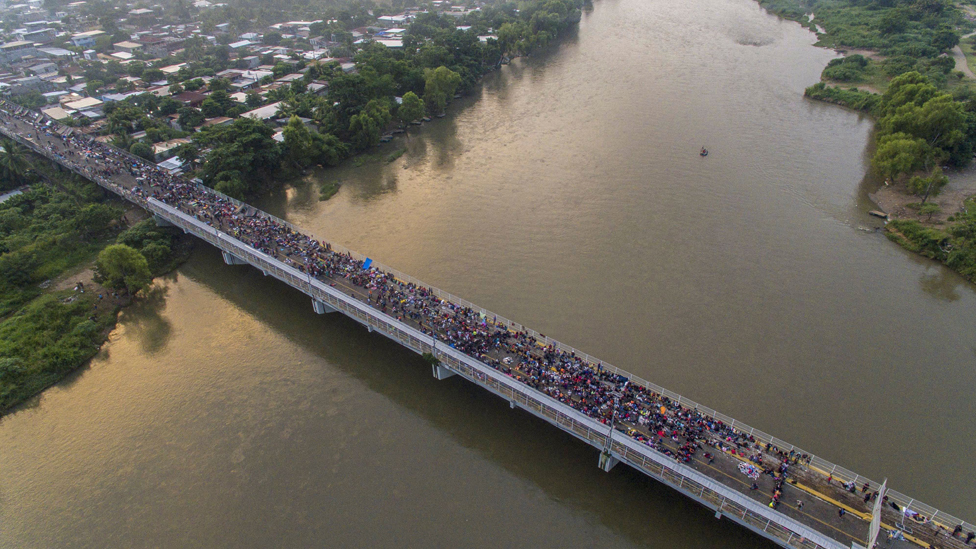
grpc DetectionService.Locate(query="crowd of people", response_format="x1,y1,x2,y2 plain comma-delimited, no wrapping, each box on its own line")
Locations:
2,101,973,547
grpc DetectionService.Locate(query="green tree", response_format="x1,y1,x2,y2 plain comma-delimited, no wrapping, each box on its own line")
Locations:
398,91,425,123
183,78,204,91
193,117,282,196
918,202,941,220
94,244,152,294
200,97,224,118
130,142,156,162
282,115,315,168
141,68,165,83
0,138,30,191
175,143,198,165
872,132,931,180
209,77,232,92
245,92,263,108
423,66,461,114
73,203,120,239
907,167,949,202
312,132,347,166
349,111,381,150
158,96,181,116
177,107,205,130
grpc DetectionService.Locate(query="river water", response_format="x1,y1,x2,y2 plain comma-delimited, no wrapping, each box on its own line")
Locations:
3,0,975,546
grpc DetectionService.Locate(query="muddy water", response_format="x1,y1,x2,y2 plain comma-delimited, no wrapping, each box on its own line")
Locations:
3,0,975,546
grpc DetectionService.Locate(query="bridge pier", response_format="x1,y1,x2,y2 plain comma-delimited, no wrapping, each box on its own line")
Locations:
221,251,247,265
599,451,619,472
431,363,456,380
312,299,337,314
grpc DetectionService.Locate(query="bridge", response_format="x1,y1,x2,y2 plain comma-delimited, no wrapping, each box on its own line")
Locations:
1,102,972,549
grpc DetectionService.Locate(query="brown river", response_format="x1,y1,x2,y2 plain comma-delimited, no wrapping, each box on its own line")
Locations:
3,0,976,546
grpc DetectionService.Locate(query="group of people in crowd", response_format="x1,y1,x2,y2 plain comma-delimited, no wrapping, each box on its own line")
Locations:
2,102,973,547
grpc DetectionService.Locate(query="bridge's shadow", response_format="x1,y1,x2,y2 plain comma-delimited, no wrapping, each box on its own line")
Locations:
177,246,777,548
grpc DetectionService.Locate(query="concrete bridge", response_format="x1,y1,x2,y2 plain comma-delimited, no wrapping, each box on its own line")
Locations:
1,103,971,549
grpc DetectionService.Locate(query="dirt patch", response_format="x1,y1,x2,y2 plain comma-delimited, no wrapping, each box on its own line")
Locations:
833,47,885,61
869,182,974,223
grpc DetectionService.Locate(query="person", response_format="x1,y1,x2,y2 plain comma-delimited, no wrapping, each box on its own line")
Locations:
838,509,846,518
796,500,804,510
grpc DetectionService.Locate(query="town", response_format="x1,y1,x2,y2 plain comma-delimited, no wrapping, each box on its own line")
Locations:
0,0,581,196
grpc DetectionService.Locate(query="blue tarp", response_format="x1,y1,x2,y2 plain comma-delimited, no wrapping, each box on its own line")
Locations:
362,258,372,270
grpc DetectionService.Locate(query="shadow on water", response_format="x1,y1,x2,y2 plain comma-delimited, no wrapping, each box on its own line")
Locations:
919,267,965,302
176,246,775,548
119,283,174,355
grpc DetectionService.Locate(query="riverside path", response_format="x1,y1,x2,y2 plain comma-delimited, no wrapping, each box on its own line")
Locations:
1,102,972,549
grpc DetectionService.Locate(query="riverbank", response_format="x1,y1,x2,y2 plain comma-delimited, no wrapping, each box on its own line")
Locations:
0,176,193,416
756,0,976,282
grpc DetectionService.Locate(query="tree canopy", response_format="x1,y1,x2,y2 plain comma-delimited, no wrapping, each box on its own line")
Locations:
94,244,152,294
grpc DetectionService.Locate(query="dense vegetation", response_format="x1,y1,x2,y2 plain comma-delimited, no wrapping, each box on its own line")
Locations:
763,0,971,87
0,166,187,413
756,0,976,280
887,196,976,281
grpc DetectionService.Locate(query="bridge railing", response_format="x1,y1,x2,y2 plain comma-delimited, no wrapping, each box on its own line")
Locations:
1,107,971,539
148,196,845,549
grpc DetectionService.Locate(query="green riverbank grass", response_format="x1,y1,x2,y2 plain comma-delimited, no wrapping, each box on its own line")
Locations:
318,181,341,201
0,175,191,414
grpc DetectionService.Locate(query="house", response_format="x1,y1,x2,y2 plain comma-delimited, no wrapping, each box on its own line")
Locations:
308,81,328,95
241,101,282,121
160,63,188,75
21,28,56,44
70,30,105,48
152,137,190,161
200,116,232,128
8,76,55,95
376,15,411,28
156,156,185,174
241,55,260,68
114,41,143,54
36,47,77,59
137,36,185,57
63,96,103,110
0,41,38,63
41,106,71,120
41,90,68,104
373,39,402,49
276,73,304,84
173,91,206,107
27,61,57,75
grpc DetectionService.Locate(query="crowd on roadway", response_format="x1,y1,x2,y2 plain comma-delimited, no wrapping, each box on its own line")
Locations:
2,101,973,548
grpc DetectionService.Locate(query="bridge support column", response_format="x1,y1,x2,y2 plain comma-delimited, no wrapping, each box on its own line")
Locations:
312,299,337,314
221,251,247,265
432,363,456,380
599,451,619,472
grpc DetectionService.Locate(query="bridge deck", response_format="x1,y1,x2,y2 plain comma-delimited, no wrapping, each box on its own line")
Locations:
1,103,971,549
